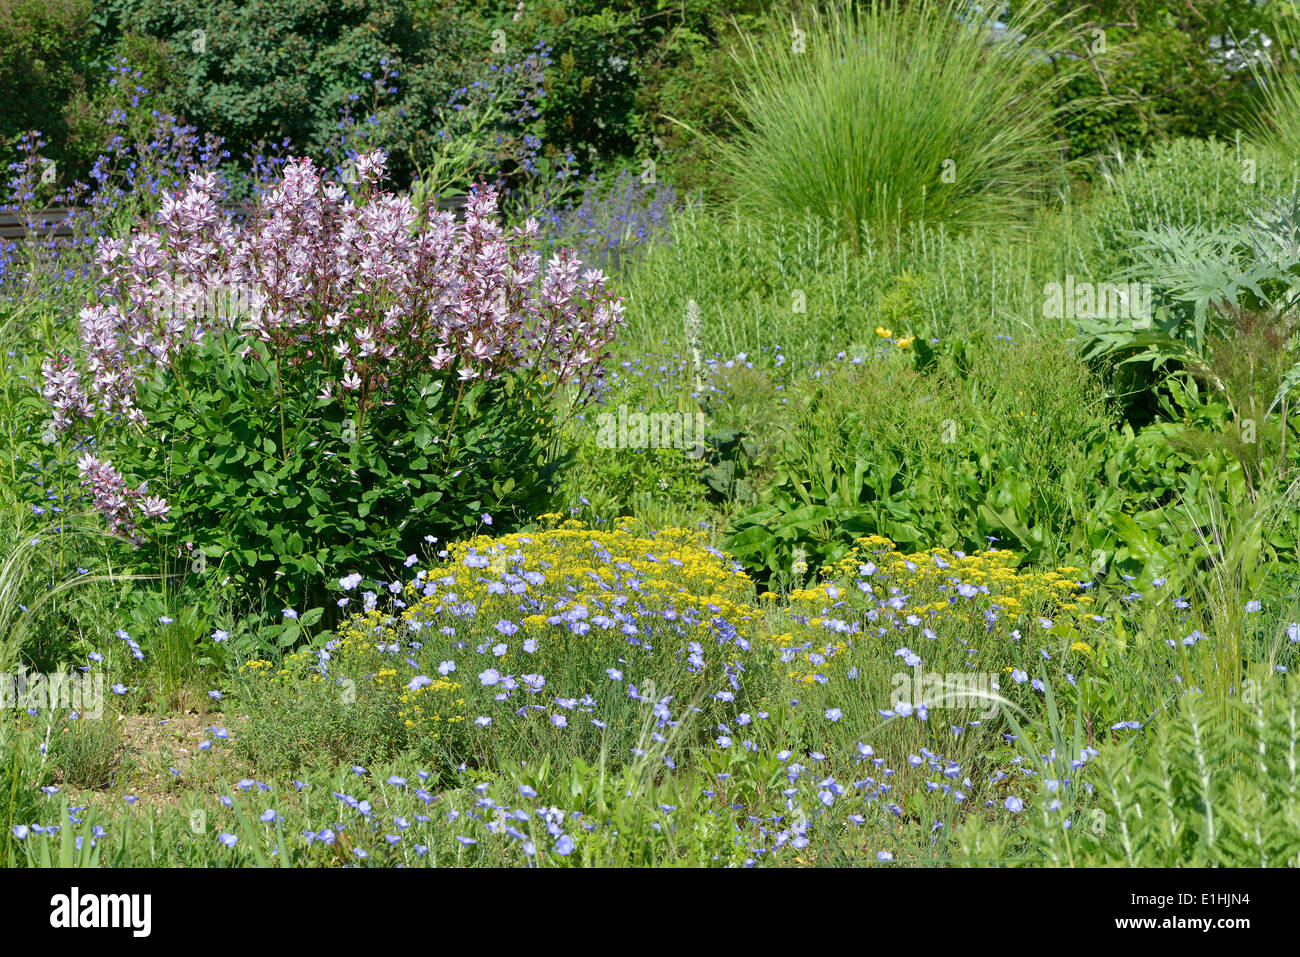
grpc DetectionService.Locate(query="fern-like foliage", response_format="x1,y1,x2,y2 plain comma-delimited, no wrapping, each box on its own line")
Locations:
1079,190,1300,437
957,677,1300,866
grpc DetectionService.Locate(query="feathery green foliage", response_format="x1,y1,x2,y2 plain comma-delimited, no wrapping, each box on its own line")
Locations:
958,676,1300,866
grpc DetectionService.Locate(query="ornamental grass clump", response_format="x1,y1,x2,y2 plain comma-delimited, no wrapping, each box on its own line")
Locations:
40,150,626,624
712,0,1072,249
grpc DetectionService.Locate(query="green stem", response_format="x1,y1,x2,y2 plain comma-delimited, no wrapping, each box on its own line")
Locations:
350,387,367,472
172,366,197,414
441,377,466,467
274,342,288,466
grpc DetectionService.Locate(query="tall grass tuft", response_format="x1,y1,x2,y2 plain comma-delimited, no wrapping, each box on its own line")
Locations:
702,0,1073,249
1245,12,1300,177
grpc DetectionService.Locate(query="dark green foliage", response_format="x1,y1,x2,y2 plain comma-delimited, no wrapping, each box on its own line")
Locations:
631,6,784,200
0,0,97,166
97,0,426,166
9,0,1298,205
725,337,1117,581
1034,0,1290,170
121,330,565,630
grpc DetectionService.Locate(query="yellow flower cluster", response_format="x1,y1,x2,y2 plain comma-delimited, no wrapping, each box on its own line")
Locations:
400,522,759,629
383,667,466,733
813,537,1092,620
253,523,761,740
772,536,1095,683
241,523,1100,714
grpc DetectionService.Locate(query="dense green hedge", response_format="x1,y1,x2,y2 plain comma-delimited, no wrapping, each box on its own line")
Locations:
94,0,438,176
6,0,1300,201
0,0,97,179
1032,0,1289,168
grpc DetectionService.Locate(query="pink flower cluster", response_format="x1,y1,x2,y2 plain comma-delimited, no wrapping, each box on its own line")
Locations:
76,453,169,542
39,355,92,430
42,150,626,536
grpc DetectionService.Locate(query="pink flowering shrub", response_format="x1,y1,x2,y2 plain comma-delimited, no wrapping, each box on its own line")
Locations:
43,150,624,626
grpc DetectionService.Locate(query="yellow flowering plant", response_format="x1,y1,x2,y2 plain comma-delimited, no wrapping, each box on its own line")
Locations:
258,522,781,777
769,536,1099,683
